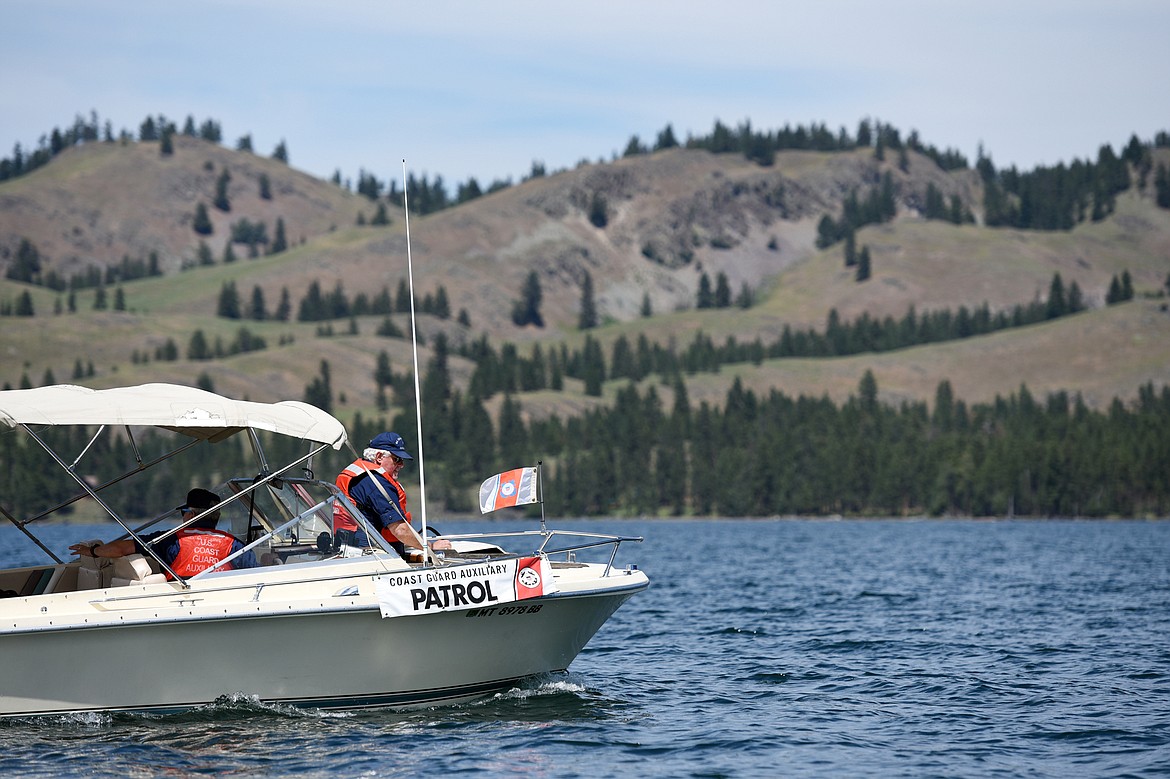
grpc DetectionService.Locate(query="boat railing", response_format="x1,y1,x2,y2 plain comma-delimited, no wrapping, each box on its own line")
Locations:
437,529,643,577
88,528,642,608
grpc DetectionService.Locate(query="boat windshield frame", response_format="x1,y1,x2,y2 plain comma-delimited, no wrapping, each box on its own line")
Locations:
0,383,357,584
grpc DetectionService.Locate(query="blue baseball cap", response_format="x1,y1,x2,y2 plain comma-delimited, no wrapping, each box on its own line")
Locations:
369,431,412,460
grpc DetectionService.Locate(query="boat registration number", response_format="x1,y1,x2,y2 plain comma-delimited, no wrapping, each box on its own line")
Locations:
465,604,544,618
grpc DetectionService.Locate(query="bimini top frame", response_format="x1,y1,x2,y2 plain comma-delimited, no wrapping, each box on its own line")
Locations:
0,383,349,577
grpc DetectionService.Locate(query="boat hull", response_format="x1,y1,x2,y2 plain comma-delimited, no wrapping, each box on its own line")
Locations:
0,578,644,717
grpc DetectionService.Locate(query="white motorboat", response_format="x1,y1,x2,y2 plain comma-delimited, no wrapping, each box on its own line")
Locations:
0,383,648,717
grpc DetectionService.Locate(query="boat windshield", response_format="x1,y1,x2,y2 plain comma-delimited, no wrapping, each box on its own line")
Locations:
220,476,341,565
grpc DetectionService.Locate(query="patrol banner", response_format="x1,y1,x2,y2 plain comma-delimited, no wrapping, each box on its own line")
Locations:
479,466,539,514
374,555,556,618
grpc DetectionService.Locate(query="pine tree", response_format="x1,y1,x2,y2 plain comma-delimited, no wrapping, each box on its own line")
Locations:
156,338,179,362
1067,281,1085,313
610,335,635,380
696,272,714,308
714,272,732,308
214,169,231,211
654,123,679,151
420,334,454,453
296,280,328,320
735,282,754,309
816,215,839,248
582,335,606,396
187,329,211,360
856,246,872,282
496,394,528,467
374,350,393,388
275,287,291,321
197,240,214,266
303,360,332,412
856,118,872,147
434,285,450,319
1046,273,1067,319
588,192,608,228
623,135,647,157
249,285,267,321
270,217,288,254
1106,274,1123,304
139,116,158,141
844,230,857,266
395,279,411,312
511,271,544,327
1155,163,1170,209
193,202,213,235
217,281,241,319
199,119,222,143
6,238,41,283
272,140,289,163
578,271,598,330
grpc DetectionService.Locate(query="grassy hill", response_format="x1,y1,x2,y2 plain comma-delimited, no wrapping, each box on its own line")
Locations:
1,136,1169,424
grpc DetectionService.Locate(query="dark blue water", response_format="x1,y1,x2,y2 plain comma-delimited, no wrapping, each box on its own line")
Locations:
2,518,1168,778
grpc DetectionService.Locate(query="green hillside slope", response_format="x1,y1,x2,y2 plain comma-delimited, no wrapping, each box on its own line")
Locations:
1,138,1168,419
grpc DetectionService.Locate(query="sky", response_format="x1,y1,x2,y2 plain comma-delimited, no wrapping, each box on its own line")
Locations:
2,0,1168,190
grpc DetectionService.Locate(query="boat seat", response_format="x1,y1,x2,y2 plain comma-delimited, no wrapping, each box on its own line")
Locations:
75,545,110,590
110,554,166,587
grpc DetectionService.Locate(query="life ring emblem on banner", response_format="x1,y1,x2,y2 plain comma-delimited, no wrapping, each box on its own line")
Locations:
517,566,541,589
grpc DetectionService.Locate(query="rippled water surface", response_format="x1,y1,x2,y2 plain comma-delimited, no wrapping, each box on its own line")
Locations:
2,518,1168,777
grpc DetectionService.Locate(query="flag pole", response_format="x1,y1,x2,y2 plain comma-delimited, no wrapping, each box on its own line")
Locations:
402,159,431,565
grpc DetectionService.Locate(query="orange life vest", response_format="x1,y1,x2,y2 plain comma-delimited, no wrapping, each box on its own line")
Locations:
333,459,411,535
168,528,238,579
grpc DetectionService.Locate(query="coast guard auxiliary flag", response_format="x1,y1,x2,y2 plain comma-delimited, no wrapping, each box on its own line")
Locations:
374,555,557,618
479,466,539,514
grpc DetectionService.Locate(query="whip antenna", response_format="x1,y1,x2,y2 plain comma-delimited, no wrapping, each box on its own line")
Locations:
402,159,431,563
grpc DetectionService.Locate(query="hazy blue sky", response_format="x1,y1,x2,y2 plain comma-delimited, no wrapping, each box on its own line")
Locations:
2,0,1167,189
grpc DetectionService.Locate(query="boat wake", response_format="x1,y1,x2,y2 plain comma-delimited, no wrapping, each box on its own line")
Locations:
483,674,590,703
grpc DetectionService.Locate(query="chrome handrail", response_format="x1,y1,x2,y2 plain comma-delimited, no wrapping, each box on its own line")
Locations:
436,529,643,577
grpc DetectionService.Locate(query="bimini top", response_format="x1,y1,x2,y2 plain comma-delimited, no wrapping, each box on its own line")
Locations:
0,383,347,448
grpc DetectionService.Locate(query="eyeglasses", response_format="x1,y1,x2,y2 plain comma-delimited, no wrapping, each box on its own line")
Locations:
177,505,191,515
389,454,404,466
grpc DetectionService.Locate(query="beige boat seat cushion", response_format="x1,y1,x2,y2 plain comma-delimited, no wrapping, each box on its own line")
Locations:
110,554,167,587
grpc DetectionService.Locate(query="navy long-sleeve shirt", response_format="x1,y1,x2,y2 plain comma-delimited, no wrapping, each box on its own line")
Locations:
349,471,408,532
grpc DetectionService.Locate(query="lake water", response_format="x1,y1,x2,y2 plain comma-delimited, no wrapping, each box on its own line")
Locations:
2,518,1168,778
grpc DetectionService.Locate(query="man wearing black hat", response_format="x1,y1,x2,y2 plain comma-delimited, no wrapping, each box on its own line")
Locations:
333,431,451,554
70,488,257,578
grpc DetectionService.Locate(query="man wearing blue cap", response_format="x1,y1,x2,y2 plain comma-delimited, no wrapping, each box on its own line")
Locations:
333,432,450,555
